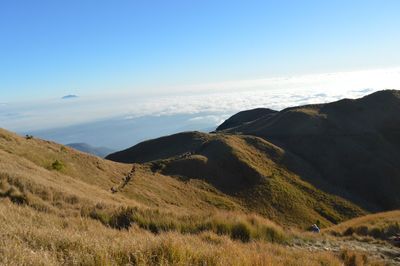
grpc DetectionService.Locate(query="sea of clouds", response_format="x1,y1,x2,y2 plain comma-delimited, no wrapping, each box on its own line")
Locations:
1,67,399,150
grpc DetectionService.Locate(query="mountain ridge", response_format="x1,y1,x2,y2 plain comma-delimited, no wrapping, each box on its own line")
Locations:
108,90,400,217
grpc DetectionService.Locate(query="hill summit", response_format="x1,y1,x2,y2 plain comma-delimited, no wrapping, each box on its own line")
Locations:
218,90,400,210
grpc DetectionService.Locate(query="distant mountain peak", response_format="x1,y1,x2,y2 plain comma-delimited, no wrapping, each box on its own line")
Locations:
62,94,78,100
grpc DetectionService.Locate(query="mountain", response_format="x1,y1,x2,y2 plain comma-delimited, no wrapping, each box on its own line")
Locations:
62,94,78,99
1,127,360,265
108,90,400,221
107,130,365,227
1,91,398,264
67,143,114,158
216,90,400,211
216,108,277,131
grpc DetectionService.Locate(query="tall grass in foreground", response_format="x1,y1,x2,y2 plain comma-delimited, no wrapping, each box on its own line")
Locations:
0,200,351,266
86,206,287,244
0,172,287,244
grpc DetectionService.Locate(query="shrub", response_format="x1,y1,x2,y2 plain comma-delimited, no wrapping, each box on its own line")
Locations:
214,222,230,235
89,209,111,225
260,226,286,243
385,222,400,236
355,226,369,236
109,207,135,230
343,227,355,236
51,160,64,171
230,222,251,242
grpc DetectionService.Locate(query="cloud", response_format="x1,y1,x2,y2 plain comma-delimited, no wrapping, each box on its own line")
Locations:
1,67,400,132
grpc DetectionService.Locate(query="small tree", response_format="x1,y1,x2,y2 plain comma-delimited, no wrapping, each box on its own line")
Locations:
51,160,64,171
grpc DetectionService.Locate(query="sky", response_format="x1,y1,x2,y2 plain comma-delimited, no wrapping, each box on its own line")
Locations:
1,1,400,149
1,0,400,102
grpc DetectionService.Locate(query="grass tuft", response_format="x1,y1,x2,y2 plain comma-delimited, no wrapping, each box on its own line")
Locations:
51,160,64,171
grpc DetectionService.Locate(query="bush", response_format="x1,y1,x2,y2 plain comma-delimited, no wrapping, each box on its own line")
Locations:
88,209,111,225
343,227,355,236
109,207,135,230
261,227,286,243
214,222,230,235
355,226,369,236
51,160,64,171
230,222,251,242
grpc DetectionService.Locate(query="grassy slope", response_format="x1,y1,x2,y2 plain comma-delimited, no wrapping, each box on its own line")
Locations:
110,131,365,227
326,211,400,241
0,128,241,213
221,90,400,211
0,128,387,265
0,128,351,265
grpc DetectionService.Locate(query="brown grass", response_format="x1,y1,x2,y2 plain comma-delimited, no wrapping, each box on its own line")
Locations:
326,210,400,241
0,199,346,266
0,128,385,265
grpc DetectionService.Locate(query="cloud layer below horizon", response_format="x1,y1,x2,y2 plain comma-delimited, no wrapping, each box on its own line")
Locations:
1,67,400,149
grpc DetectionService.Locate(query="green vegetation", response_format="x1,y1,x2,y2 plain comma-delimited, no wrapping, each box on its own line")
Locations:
51,159,64,171
87,206,287,243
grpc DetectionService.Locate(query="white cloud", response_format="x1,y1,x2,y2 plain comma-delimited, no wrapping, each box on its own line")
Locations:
1,67,400,132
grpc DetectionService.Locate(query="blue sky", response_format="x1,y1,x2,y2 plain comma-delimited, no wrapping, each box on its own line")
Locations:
1,0,400,102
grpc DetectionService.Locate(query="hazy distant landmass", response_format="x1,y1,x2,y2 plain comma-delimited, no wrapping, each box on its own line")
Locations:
62,95,78,100
66,143,114,158
28,113,223,150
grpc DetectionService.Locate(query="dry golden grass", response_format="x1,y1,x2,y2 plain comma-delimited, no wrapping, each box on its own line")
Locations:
326,210,400,240
0,128,386,265
0,128,242,214
0,199,346,266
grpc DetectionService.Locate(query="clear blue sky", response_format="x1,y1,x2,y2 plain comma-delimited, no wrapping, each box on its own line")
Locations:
1,0,400,101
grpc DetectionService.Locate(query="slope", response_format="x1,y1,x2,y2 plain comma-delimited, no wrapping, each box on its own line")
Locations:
1,127,351,265
0,130,390,264
326,210,400,242
218,90,400,211
107,130,365,227
0,128,241,214
216,108,277,131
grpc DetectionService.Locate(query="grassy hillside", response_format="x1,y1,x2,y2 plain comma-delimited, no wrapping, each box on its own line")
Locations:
219,90,400,211
0,128,350,265
326,211,400,242
106,131,209,163
0,128,389,265
107,130,365,227
0,128,244,214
